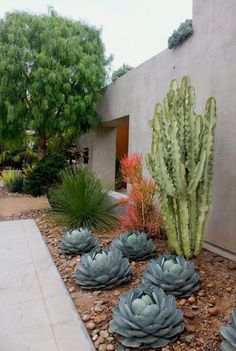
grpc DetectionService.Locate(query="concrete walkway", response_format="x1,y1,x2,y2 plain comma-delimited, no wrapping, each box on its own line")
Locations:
0,196,50,217
0,219,94,351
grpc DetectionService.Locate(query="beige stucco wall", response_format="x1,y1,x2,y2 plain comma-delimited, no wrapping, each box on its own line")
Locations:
78,127,116,188
80,0,236,255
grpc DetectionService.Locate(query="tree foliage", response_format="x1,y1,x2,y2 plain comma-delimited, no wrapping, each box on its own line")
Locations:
0,11,110,157
111,63,133,82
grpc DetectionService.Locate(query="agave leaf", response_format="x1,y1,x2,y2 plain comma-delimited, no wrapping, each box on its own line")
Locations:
118,300,134,320
220,340,236,351
132,314,154,328
162,309,183,329
132,299,147,315
149,337,172,348
141,294,153,305
142,304,160,321
232,312,236,329
220,326,236,347
166,324,184,338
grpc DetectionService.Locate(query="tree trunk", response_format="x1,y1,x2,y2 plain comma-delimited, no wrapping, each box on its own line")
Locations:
39,134,47,159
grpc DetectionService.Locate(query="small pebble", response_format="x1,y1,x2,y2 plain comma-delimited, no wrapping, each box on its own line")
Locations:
179,298,186,306
198,290,206,297
92,335,98,341
92,329,100,336
94,316,103,324
98,345,107,351
113,290,120,297
184,310,194,320
100,330,109,338
82,314,90,322
86,321,96,330
106,345,115,351
185,334,196,344
186,324,195,333
188,296,196,305
97,336,105,344
208,307,219,316
95,306,103,312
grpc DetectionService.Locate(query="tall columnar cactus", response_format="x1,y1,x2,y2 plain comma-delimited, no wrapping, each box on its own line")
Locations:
146,76,216,258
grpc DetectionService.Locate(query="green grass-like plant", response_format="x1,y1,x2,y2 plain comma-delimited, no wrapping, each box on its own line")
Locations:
2,169,21,188
8,176,24,193
49,167,118,231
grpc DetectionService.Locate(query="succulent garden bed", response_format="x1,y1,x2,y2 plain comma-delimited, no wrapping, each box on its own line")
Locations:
1,208,235,351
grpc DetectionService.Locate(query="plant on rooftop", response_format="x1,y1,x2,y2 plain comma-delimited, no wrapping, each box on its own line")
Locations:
75,248,132,290
146,76,217,258
143,254,200,298
59,228,99,255
112,63,133,82
119,153,163,237
219,308,236,351
112,231,156,261
168,19,193,49
110,284,184,348
49,167,119,231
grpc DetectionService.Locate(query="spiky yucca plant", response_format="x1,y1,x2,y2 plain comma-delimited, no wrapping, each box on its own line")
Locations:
110,284,184,349
49,167,118,231
143,254,200,298
146,76,216,258
75,248,132,290
112,231,156,261
220,308,236,351
8,176,24,193
59,228,99,255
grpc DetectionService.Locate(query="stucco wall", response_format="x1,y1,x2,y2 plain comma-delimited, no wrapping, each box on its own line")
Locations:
80,0,236,255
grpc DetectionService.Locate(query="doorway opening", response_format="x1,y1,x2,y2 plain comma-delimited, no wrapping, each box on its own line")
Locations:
115,118,129,192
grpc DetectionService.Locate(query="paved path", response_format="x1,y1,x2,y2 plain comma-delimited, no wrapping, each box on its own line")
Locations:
0,196,50,217
0,219,94,351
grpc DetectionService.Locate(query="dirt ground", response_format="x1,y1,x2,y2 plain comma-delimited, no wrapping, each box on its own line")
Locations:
0,187,50,216
1,204,235,351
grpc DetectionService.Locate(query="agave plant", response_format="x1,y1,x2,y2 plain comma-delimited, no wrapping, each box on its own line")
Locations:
143,254,200,298
220,308,236,351
110,284,184,348
59,228,99,255
75,248,132,290
112,231,156,261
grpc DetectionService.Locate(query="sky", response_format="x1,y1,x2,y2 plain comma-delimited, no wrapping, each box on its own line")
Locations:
0,0,192,71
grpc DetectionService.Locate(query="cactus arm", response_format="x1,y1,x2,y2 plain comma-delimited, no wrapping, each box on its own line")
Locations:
160,194,183,255
187,149,206,194
194,97,216,256
177,196,191,258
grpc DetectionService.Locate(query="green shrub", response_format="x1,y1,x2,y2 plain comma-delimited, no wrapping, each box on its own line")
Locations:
24,155,67,196
168,19,193,49
2,169,21,188
8,176,24,193
49,167,118,231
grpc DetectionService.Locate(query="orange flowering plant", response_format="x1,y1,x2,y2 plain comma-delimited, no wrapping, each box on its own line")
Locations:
119,153,163,237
